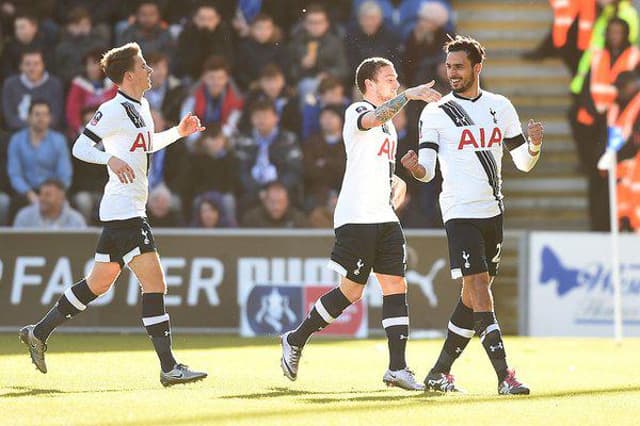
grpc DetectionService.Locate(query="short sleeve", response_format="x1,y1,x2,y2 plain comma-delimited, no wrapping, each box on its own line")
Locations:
418,105,440,152
344,102,374,135
82,106,116,143
502,98,523,139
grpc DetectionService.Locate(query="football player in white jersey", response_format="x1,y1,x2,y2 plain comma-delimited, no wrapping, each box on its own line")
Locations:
402,36,544,395
19,43,208,387
280,57,441,390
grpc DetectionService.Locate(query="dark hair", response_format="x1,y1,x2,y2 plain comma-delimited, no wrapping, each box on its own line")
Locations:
319,104,343,119
83,47,106,66
100,42,141,85
146,51,168,66
15,13,38,25
250,99,277,115
318,75,343,94
67,6,91,24
28,99,50,114
355,57,394,94
40,178,65,192
137,1,160,13
253,12,273,23
305,4,328,18
444,35,486,65
202,55,230,75
20,48,43,61
260,63,284,79
263,180,288,193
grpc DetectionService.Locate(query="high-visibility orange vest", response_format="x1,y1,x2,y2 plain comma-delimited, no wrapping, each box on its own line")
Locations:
590,46,640,113
617,152,640,230
608,91,640,140
550,0,596,50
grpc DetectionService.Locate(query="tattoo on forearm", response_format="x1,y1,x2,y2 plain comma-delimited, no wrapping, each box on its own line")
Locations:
374,92,408,123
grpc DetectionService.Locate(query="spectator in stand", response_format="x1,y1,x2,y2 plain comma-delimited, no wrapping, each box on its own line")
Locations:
393,108,442,228
570,0,639,98
147,109,186,211
239,64,301,136
241,180,309,228
522,0,596,74
308,189,338,228
231,0,291,38
147,183,182,228
302,105,346,210
2,49,63,131
0,128,10,226
117,1,173,56
570,18,640,230
0,13,54,81
177,125,238,224
287,4,349,107
53,0,115,40
345,1,400,78
402,1,449,86
235,13,286,90
173,3,234,81
301,75,350,140
145,52,187,125
65,48,117,137
13,179,85,229
69,106,107,224
181,56,244,141
191,192,235,228
54,7,109,84
7,101,72,220
235,100,303,211
351,0,454,40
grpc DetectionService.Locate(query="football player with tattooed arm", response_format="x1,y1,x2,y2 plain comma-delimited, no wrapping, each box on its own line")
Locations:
280,56,441,390
19,43,208,387
402,35,544,395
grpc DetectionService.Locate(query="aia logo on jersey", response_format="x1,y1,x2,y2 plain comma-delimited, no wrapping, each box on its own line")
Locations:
90,111,103,126
458,127,502,150
377,138,396,160
130,131,151,152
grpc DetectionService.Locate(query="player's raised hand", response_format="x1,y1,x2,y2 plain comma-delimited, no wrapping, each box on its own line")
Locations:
404,80,442,103
178,112,206,137
108,156,135,184
527,119,544,145
401,150,420,172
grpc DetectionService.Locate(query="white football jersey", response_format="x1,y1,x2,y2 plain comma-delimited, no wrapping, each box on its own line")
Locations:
82,91,155,221
334,101,399,228
418,90,523,222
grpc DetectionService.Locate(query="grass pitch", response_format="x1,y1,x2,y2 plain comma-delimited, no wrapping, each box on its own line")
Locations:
1,334,639,425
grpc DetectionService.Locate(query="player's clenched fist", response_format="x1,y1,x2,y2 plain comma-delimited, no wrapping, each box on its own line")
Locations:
527,119,544,145
401,150,420,172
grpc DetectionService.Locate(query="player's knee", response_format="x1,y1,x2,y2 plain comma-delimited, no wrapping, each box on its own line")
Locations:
339,281,363,303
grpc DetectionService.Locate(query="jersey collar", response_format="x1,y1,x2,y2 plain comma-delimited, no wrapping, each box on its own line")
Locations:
452,91,483,102
118,90,142,105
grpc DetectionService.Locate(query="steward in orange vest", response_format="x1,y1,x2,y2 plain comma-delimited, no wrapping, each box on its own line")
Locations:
550,0,596,51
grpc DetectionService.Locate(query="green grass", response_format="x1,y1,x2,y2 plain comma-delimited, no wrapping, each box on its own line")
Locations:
1,334,639,425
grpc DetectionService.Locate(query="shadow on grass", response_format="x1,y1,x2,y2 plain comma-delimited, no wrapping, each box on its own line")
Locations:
221,386,388,400
0,385,150,398
0,334,374,355
121,385,640,425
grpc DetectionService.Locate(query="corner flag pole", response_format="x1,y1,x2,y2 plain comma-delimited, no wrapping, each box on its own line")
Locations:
606,148,623,342
601,124,624,342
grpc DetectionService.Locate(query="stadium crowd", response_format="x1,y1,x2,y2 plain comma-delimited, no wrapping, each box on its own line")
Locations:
0,0,454,229
525,0,640,232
